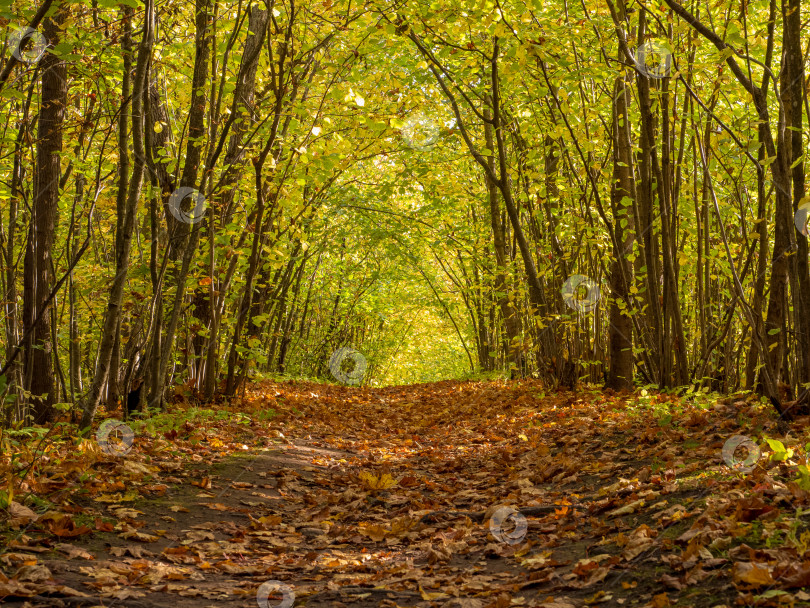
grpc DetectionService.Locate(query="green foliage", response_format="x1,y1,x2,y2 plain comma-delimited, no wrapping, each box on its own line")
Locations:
1,0,808,425
765,438,793,462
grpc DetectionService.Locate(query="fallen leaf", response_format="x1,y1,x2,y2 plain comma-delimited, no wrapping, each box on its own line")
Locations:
732,561,775,587
55,543,94,560
7,502,38,526
651,593,670,608
419,584,450,600
47,516,93,538
358,471,397,490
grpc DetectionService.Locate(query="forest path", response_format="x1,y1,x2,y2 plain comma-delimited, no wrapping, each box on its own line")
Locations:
1,380,804,607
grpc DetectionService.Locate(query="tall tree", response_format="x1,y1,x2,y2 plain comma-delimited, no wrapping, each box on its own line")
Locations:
80,0,155,429
23,4,68,423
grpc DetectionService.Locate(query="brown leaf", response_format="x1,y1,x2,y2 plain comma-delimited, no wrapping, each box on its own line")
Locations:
733,497,777,523
55,543,94,560
7,502,38,526
358,522,387,542
732,561,775,587
95,518,114,532
537,601,577,608
573,559,599,577
0,580,36,598
141,484,168,496
398,475,420,487
230,481,254,489
419,584,450,601
47,516,93,538
443,599,483,608
781,561,810,588
13,564,52,583
120,528,160,542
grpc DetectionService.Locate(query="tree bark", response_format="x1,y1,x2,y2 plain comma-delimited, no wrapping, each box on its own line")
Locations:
80,0,154,429
607,69,635,390
483,103,521,377
23,7,67,423
197,4,268,398
782,0,810,388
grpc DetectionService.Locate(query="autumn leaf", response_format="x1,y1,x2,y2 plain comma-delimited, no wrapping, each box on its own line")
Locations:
398,475,419,487
358,522,388,541
55,543,95,560
358,471,397,490
732,562,775,587
650,593,671,608
46,516,93,538
94,518,114,532
191,477,212,489
256,514,282,526
419,584,449,600
6,501,38,527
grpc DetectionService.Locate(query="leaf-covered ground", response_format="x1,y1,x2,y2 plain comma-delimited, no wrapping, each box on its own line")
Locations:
3,380,810,607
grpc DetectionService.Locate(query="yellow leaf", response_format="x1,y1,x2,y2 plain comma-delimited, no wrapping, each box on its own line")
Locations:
389,516,416,536
419,585,449,600
120,528,159,543
95,491,139,503
358,471,397,490
519,551,553,569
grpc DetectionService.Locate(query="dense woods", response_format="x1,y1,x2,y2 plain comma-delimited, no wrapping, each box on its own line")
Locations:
2,0,810,427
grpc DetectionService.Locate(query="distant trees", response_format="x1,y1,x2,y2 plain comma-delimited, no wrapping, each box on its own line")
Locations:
0,0,808,426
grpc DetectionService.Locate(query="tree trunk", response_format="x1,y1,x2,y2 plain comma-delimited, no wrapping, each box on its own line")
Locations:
197,4,268,398
23,7,67,424
483,103,521,377
80,0,154,429
782,0,810,388
606,70,635,390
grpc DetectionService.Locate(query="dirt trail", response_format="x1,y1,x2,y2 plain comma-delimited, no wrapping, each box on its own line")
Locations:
1,380,806,607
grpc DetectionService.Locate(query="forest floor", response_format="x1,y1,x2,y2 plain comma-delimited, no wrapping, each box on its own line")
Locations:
3,380,810,607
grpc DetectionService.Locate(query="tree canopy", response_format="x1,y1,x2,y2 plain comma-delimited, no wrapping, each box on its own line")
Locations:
0,0,808,425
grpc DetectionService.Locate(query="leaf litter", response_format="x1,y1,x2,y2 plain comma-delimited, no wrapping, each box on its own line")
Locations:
2,380,810,606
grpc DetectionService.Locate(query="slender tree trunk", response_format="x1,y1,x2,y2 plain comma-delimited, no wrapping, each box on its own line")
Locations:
276,256,307,373
24,7,68,423
80,0,154,429
483,103,521,377
106,7,133,409
3,110,28,421
745,123,771,389
149,0,213,408
782,0,810,388
607,69,635,390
